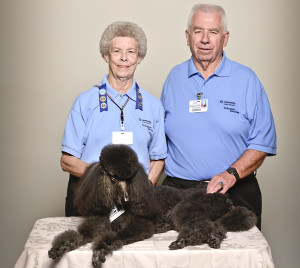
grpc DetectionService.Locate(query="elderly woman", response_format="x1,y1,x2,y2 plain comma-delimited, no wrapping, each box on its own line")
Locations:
61,21,167,216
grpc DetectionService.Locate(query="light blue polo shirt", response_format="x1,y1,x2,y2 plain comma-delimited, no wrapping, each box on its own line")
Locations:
62,75,167,173
161,52,277,181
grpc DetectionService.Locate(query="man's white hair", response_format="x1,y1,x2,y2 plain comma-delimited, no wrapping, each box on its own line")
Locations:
187,4,227,34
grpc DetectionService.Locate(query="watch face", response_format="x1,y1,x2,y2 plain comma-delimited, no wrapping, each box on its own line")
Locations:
229,168,235,174
227,167,239,180
227,168,233,173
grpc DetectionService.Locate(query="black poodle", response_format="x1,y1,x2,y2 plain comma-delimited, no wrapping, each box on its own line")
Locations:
49,144,257,267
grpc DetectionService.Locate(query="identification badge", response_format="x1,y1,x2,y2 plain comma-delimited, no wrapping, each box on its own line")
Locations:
112,132,133,145
189,99,208,113
109,206,125,222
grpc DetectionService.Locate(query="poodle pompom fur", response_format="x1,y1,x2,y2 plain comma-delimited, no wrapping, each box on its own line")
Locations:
49,144,257,267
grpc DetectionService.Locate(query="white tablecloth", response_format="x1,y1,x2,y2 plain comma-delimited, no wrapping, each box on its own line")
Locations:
15,217,274,268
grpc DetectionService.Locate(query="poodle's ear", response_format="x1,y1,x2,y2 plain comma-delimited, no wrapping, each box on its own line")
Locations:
74,163,115,216
128,165,160,217
99,144,138,181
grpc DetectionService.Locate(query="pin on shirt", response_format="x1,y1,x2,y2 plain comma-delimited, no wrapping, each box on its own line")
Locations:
197,92,203,100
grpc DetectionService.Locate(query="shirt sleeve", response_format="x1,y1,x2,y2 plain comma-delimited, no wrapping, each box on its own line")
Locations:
148,101,168,160
160,73,170,108
247,84,277,155
61,99,86,159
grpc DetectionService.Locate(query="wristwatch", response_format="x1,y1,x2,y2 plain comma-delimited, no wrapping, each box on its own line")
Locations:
226,167,240,181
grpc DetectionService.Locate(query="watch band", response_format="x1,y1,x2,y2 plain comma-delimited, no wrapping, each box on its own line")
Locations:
226,167,240,181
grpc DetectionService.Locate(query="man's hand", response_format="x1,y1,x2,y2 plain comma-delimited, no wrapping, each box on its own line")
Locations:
207,149,267,194
206,171,236,194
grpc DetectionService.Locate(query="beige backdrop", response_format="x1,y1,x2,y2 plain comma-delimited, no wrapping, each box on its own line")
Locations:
1,0,299,267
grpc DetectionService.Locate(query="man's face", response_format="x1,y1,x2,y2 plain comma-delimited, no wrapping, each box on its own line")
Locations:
186,11,229,68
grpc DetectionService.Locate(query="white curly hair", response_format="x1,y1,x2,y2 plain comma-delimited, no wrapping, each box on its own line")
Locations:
99,21,147,60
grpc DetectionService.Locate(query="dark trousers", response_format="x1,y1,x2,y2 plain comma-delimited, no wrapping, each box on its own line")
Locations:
162,173,262,230
65,174,82,217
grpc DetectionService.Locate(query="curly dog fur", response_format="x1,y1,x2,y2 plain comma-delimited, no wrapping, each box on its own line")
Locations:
49,144,257,267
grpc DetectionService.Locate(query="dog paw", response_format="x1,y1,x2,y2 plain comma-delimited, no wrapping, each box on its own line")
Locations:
208,232,221,249
169,238,186,250
92,249,106,267
48,246,68,260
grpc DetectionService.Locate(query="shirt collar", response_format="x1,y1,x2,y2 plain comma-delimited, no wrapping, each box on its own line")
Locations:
214,52,231,77
188,51,231,78
101,74,137,101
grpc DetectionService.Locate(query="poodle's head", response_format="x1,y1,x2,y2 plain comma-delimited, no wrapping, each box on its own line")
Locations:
99,145,159,218
75,145,141,215
99,144,139,181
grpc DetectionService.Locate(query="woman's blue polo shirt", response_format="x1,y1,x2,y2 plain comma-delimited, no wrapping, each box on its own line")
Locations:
62,75,167,173
161,53,277,180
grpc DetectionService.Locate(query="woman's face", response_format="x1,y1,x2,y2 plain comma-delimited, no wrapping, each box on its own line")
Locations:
104,36,142,82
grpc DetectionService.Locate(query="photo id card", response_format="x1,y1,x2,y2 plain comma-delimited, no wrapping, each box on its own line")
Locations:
112,131,133,145
109,205,125,222
189,99,208,113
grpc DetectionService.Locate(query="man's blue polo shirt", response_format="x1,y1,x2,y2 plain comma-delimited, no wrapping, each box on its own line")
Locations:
161,53,277,181
62,75,167,173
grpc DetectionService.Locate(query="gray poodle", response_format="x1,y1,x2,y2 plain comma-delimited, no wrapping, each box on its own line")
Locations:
49,144,257,267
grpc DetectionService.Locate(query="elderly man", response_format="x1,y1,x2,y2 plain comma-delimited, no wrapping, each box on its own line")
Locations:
160,4,276,229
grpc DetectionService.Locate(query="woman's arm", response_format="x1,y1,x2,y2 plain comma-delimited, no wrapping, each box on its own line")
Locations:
148,159,165,186
60,153,90,178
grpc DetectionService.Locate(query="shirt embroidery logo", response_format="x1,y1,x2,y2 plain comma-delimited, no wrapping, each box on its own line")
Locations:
139,118,153,132
220,100,239,114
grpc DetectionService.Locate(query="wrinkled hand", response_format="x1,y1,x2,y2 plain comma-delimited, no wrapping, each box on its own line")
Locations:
206,171,236,194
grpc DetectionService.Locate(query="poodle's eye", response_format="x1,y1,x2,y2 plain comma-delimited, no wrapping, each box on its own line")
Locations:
110,176,116,183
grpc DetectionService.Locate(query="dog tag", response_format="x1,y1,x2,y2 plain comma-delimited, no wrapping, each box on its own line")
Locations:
109,206,125,222
112,132,133,145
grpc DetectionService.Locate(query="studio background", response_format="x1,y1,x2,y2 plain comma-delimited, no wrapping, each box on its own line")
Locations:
0,0,299,267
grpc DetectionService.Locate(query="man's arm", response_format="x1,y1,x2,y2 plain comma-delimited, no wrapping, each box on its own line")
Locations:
60,153,90,178
206,149,267,194
148,159,165,186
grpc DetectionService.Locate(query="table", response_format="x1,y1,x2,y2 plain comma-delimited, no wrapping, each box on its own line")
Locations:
15,217,274,268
